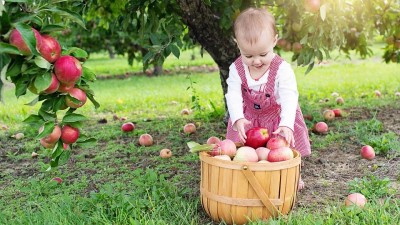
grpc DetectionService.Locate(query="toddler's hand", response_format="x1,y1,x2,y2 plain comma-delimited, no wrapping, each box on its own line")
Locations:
234,118,251,143
272,126,294,147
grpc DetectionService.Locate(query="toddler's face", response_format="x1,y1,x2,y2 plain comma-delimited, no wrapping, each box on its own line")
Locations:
236,31,277,71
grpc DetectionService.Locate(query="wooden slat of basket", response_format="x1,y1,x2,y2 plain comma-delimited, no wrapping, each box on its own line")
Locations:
282,166,298,214
242,166,280,218
234,167,250,224
278,169,288,212
202,160,210,216
268,169,281,212
218,166,234,224
209,164,220,222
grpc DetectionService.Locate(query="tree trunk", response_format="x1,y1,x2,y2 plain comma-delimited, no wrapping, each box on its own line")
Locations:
176,0,240,100
153,64,163,76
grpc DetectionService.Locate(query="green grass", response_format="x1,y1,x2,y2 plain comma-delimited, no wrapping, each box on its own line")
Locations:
0,46,399,224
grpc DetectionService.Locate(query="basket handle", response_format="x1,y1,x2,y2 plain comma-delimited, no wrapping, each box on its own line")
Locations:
241,165,281,217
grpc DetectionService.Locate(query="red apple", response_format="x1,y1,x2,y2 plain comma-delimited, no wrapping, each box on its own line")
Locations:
57,82,75,93
40,138,56,149
332,108,343,117
63,143,69,150
39,35,61,63
266,136,289,150
255,147,270,161
183,123,196,134
345,193,367,208
360,145,375,160
206,136,221,145
233,146,258,162
323,109,335,121
39,124,61,144
43,73,60,94
9,28,42,55
267,146,294,162
61,125,80,144
139,133,153,146
304,0,321,13
121,122,135,132
52,177,63,184
245,127,270,149
303,114,313,121
312,122,329,134
336,97,345,105
54,55,82,84
277,38,288,49
160,148,172,158
292,42,302,54
65,88,87,108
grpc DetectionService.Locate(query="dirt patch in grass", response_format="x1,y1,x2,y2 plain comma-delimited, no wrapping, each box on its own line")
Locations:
0,106,399,222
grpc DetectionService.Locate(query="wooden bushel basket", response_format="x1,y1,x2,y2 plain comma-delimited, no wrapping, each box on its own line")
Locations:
199,150,301,225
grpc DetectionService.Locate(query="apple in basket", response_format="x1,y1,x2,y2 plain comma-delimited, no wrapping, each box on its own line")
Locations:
233,146,258,162
245,127,269,149
267,146,294,162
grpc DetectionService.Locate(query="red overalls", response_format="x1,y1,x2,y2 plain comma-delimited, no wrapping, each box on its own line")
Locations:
226,55,311,157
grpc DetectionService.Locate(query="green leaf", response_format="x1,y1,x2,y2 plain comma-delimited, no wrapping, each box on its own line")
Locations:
23,114,44,125
57,150,71,166
51,142,63,158
76,137,97,148
62,113,87,123
86,92,100,109
50,7,86,28
5,57,23,77
15,23,40,56
66,47,88,61
34,72,52,92
34,56,51,69
40,24,65,33
25,96,39,106
38,108,56,121
36,121,56,139
187,141,200,149
169,44,180,58
0,43,20,54
305,62,315,75
15,76,29,97
82,66,96,81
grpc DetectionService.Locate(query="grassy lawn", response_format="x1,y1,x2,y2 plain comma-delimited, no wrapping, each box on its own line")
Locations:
0,45,399,224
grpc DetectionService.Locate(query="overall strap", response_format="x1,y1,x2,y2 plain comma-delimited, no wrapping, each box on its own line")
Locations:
234,56,249,88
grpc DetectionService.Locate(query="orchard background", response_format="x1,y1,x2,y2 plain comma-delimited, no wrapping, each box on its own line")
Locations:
0,0,399,224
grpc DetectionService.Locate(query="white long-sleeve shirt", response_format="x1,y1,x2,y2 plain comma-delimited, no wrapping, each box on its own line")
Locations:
225,55,299,131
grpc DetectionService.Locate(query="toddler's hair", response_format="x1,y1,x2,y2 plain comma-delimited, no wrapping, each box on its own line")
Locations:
234,7,277,45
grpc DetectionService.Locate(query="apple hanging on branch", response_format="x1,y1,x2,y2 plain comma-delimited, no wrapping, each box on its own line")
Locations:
0,3,100,170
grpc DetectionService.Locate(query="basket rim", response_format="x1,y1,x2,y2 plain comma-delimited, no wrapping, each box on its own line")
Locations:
199,149,301,171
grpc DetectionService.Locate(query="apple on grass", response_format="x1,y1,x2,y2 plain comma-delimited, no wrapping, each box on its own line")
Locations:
9,28,42,55
332,108,343,117
336,97,345,105
139,134,153,146
160,149,172,158
345,193,367,208
52,177,63,184
312,122,329,135
323,109,335,121
267,146,294,162
121,122,135,132
360,145,375,160
39,34,61,63
245,127,269,149
183,123,196,134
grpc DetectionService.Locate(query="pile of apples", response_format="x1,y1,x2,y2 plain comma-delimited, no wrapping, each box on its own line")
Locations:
9,27,89,149
190,127,295,163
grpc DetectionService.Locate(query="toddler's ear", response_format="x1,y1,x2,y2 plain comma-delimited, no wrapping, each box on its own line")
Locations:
273,34,278,46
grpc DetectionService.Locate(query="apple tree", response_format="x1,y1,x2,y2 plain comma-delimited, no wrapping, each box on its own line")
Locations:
0,0,99,170
82,0,399,97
